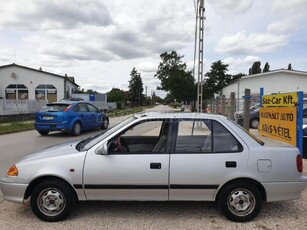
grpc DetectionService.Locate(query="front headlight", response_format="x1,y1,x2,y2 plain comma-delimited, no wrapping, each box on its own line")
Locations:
7,165,18,176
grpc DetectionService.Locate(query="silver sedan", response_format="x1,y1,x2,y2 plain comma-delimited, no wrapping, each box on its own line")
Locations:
1,112,307,222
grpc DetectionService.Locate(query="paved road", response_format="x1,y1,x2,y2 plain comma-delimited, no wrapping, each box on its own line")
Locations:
0,105,306,230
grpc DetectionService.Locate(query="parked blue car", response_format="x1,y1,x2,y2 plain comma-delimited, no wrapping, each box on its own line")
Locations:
34,101,109,136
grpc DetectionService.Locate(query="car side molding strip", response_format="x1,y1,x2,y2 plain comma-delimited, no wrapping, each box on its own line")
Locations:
74,184,219,190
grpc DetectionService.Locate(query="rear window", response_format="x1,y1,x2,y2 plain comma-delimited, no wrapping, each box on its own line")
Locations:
39,104,70,112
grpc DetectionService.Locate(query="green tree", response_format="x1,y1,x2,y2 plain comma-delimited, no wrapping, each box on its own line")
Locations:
287,63,293,70
231,73,246,81
155,51,196,102
249,61,261,75
74,88,99,94
263,62,270,72
203,60,232,100
107,88,126,103
128,67,143,107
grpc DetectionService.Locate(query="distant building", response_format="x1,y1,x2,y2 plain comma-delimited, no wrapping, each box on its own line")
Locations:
0,63,79,103
220,69,307,111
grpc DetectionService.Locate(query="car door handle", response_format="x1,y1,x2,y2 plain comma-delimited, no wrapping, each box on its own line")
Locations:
150,162,161,169
225,161,237,168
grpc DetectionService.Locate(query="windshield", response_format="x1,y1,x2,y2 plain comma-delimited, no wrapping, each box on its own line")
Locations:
79,116,136,151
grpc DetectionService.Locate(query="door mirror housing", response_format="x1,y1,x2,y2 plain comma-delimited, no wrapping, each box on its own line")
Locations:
96,142,108,155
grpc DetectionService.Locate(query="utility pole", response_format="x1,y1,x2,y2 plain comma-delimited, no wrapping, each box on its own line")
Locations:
196,0,205,113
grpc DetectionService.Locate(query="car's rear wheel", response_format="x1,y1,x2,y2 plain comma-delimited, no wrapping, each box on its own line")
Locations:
30,179,77,222
71,122,81,136
250,118,259,129
38,131,49,136
218,181,262,222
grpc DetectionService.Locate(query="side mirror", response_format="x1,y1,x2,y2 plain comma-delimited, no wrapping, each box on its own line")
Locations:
96,142,108,155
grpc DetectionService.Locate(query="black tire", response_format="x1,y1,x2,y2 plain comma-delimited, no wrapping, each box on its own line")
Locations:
218,181,262,222
30,179,77,222
250,118,259,129
101,118,109,130
71,122,82,136
38,131,49,136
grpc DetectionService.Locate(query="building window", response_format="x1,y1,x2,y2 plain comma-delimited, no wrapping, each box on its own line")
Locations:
5,84,28,100
35,84,57,102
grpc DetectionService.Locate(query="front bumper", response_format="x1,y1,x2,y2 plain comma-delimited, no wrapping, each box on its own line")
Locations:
262,175,307,202
0,180,28,203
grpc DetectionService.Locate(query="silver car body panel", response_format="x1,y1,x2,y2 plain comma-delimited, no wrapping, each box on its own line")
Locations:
1,112,307,204
0,140,87,202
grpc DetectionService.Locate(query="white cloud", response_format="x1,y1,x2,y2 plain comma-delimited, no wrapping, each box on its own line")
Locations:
267,20,298,34
137,62,158,73
272,0,307,15
0,0,112,30
223,56,261,74
208,0,254,15
216,31,288,55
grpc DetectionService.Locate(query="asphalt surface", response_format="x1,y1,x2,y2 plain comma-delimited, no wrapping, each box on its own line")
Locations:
0,106,306,229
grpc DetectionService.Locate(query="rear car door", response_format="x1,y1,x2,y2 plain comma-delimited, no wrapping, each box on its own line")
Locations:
169,119,249,201
83,119,171,200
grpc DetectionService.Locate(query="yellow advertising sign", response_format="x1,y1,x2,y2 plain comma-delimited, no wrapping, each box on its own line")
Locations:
262,92,298,107
259,107,297,146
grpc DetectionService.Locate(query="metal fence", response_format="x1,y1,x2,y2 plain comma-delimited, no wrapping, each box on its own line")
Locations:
0,99,48,115
0,99,118,116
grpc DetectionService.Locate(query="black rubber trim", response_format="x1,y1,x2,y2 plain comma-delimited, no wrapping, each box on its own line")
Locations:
170,184,219,189
84,185,169,189
80,184,219,190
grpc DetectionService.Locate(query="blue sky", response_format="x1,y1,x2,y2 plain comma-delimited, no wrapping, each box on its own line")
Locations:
0,0,306,98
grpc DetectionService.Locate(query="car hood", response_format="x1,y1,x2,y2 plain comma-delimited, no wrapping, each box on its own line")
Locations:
20,140,83,163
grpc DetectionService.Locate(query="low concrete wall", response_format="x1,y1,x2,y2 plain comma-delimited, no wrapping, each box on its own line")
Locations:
0,114,35,123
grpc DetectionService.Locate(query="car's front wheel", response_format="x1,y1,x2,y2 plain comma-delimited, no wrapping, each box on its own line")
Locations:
218,181,262,222
30,179,77,222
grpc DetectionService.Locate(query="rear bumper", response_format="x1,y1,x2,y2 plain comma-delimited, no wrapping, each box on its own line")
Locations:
34,121,71,132
0,180,28,203
262,176,307,202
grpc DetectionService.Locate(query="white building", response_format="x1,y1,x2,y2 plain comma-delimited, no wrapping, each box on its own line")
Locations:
0,63,79,103
220,69,307,111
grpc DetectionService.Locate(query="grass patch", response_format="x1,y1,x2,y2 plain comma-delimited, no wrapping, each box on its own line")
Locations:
0,121,34,135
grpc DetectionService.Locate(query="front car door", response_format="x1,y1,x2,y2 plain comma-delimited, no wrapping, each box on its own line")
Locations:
74,103,91,128
86,103,102,128
169,118,249,201
83,119,171,200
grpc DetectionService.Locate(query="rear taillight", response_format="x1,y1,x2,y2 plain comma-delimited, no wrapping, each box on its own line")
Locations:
296,154,303,173
64,104,72,112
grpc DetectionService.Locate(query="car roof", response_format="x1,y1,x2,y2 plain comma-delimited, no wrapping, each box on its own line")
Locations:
46,101,84,106
133,112,228,120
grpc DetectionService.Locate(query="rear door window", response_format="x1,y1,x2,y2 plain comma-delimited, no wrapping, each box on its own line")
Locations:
175,119,243,153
